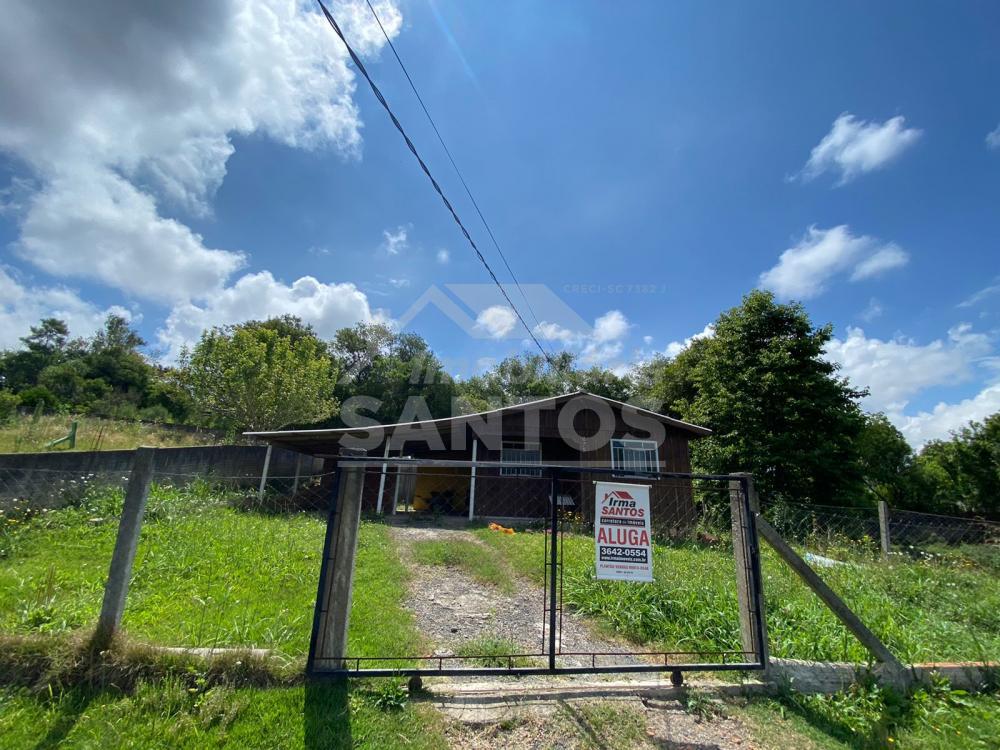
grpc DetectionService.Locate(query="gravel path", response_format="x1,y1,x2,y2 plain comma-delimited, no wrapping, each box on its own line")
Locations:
391,524,758,749
390,525,643,669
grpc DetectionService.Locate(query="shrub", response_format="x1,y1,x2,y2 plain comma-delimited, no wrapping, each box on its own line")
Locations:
0,390,19,422
16,386,60,413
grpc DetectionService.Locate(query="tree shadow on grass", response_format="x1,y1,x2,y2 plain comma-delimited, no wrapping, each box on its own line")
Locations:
32,687,97,750
304,679,352,749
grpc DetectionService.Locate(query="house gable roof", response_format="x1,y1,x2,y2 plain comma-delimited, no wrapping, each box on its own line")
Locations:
245,391,711,452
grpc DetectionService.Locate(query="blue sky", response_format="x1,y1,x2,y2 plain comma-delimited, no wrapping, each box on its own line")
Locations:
0,0,998,446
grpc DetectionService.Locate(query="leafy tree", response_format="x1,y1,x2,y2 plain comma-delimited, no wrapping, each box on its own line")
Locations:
332,323,454,424
913,413,1000,517
21,318,69,354
458,353,572,411
185,320,338,432
856,412,914,506
636,290,866,505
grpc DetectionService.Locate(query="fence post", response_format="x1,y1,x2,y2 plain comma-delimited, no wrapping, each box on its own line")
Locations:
878,500,891,561
547,467,559,670
468,438,478,521
94,446,156,648
730,473,769,668
310,451,366,671
257,444,273,504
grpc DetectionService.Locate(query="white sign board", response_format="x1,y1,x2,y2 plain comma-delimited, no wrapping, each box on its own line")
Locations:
594,481,653,582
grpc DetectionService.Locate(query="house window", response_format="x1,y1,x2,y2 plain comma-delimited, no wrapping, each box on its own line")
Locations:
611,439,658,475
501,441,542,476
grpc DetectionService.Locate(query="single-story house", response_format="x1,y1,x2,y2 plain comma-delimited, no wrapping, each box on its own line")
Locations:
247,390,710,527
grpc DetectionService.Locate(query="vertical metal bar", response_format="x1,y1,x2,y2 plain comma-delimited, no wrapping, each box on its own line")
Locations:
548,467,559,670
742,476,769,669
306,465,341,675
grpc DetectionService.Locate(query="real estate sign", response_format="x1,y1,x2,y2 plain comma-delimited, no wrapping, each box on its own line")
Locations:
594,481,653,582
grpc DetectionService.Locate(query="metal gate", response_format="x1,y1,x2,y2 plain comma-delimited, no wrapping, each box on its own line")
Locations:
308,457,767,680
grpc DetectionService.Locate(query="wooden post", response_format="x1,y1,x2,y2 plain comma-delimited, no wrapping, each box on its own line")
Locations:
729,474,768,666
375,439,390,514
257,444,273,503
311,453,366,670
95,447,156,648
468,438,478,521
878,500,891,561
757,516,907,676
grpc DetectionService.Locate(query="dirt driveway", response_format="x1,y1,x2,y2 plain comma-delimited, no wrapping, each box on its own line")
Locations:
388,523,760,749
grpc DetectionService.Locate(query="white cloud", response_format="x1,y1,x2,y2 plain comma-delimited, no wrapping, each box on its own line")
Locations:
760,225,909,299
382,226,409,255
388,278,410,289
592,310,630,342
642,335,653,346
157,271,376,362
894,383,1000,448
436,248,450,264
794,113,922,184
0,266,130,349
474,305,519,339
958,278,1000,308
17,169,245,303
986,124,1000,150
826,324,994,414
849,245,909,281
664,324,715,358
859,298,883,322
533,309,632,367
0,0,400,303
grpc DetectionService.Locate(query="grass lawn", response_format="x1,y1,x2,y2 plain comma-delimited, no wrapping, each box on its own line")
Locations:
474,528,1000,664
0,681,447,749
2,486,998,749
1,483,421,662
0,415,217,453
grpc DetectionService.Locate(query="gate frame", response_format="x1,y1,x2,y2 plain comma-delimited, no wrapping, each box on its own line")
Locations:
307,456,768,679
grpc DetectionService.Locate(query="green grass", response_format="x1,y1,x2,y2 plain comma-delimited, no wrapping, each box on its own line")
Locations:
0,482,420,663
739,679,1000,750
0,415,217,453
0,680,447,749
454,636,537,668
474,528,1000,664
411,538,515,593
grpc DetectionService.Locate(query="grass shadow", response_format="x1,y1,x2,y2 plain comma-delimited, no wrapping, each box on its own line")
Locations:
304,678,352,750
31,687,96,750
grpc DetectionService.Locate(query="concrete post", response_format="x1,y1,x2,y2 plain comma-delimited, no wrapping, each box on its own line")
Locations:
375,439,390,514
729,473,768,667
95,447,156,648
312,453,366,670
257,444,273,504
878,500,891,561
293,453,302,495
468,438,478,521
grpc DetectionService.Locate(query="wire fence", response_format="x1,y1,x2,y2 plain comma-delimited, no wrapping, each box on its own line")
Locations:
762,499,1000,566
2,457,997,670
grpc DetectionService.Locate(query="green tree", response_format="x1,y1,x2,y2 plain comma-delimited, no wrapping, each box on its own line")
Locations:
856,412,914,506
185,320,338,432
913,413,1000,516
636,290,866,505
332,323,454,424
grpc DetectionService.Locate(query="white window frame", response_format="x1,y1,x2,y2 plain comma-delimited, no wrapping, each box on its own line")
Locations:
500,441,542,476
610,438,659,475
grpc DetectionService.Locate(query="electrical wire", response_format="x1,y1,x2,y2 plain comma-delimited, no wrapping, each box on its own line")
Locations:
363,0,543,335
315,0,560,370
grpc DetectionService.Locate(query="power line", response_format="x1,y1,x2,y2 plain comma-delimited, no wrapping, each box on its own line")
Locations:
315,0,559,370
362,0,543,335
